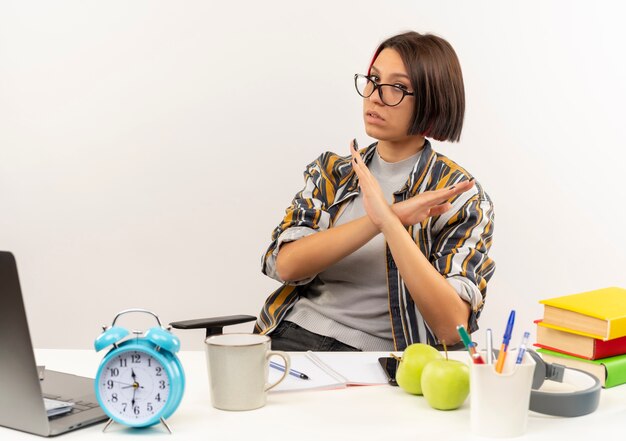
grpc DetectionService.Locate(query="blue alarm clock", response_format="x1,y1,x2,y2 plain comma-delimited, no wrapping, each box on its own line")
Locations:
94,309,185,433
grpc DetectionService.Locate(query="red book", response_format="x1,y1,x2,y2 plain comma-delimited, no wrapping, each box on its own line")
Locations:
534,320,626,360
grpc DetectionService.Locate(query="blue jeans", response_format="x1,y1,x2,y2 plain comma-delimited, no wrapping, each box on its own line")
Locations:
269,321,361,352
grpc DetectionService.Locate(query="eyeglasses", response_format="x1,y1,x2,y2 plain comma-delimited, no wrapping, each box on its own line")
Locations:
354,73,415,107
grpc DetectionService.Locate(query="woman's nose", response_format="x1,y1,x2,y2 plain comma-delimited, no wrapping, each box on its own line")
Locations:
368,86,385,106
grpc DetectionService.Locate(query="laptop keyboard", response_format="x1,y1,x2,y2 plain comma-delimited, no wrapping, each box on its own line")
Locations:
43,394,100,417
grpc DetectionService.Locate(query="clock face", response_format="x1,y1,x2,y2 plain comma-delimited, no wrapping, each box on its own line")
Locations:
97,349,170,424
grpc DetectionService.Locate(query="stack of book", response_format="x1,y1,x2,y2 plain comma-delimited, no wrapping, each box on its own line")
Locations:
534,286,626,388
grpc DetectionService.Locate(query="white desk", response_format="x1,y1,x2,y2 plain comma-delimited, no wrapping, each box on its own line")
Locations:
1,349,625,440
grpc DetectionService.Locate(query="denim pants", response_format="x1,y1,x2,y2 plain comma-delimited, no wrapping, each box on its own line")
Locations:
268,321,361,352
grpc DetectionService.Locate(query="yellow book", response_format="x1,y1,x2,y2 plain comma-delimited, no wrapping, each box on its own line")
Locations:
539,287,626,340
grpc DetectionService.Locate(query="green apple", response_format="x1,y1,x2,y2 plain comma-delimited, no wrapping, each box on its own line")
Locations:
420,358,470,410
395,343,443,395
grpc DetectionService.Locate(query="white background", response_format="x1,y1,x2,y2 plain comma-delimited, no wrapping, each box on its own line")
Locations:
1,0,624,351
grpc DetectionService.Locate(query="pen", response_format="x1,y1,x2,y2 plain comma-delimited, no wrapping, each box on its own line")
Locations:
269,361,309,380
495,310,516,373
486,328,494,365
456,325,485,364
515,331,531,364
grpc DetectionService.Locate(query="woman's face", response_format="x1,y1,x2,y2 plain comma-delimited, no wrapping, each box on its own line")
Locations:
362,48,414,143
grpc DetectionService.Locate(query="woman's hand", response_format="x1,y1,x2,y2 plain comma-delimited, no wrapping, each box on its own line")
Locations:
351,139,475,229
350,140,397,230
392,179,475,226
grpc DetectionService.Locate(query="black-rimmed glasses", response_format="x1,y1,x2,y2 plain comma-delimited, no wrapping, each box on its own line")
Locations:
354,74,414,107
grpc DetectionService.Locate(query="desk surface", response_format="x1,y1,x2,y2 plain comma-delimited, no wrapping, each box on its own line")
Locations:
1,349,625,440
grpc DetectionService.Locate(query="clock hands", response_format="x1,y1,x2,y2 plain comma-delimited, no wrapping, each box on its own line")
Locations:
121,384,144,389
127,368,144,409
130,369,138,406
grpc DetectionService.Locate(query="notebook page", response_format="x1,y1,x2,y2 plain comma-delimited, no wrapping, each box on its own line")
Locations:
311,352,388,385
269,351,389,392
269,352,347,392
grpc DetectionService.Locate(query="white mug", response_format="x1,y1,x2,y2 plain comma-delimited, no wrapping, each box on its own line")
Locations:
205,333,290,411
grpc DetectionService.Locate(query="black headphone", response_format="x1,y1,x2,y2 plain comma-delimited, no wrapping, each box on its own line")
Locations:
527,349,601,417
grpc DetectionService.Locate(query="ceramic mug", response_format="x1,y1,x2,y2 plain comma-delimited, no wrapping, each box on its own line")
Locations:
205,333,290,411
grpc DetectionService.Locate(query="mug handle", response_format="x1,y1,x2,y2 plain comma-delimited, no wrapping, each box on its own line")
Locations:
265,350,291,392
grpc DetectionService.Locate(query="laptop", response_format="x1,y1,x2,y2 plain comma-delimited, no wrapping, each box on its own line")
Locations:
0,251,108,436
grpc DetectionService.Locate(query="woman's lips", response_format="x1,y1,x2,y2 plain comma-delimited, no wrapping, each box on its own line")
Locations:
365,110,385,125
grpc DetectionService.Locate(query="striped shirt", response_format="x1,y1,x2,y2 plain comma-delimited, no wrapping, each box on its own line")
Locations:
255,140,495,350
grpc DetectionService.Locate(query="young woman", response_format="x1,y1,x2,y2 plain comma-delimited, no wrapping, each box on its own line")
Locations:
255,31,495,352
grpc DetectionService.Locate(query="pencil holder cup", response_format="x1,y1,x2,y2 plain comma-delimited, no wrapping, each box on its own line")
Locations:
470,352,536,438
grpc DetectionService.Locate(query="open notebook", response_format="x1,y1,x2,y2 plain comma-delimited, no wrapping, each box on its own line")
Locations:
269,351,389,392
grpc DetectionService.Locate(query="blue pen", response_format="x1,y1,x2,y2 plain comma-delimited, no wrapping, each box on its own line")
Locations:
516,331,531,364
269,361,309,380
495,310,516,373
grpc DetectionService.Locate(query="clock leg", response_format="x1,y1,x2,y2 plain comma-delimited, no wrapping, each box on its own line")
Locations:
160,418,172,434
102,418,115,433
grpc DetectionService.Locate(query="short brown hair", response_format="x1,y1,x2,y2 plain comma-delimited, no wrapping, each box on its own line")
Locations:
369,31,465,142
